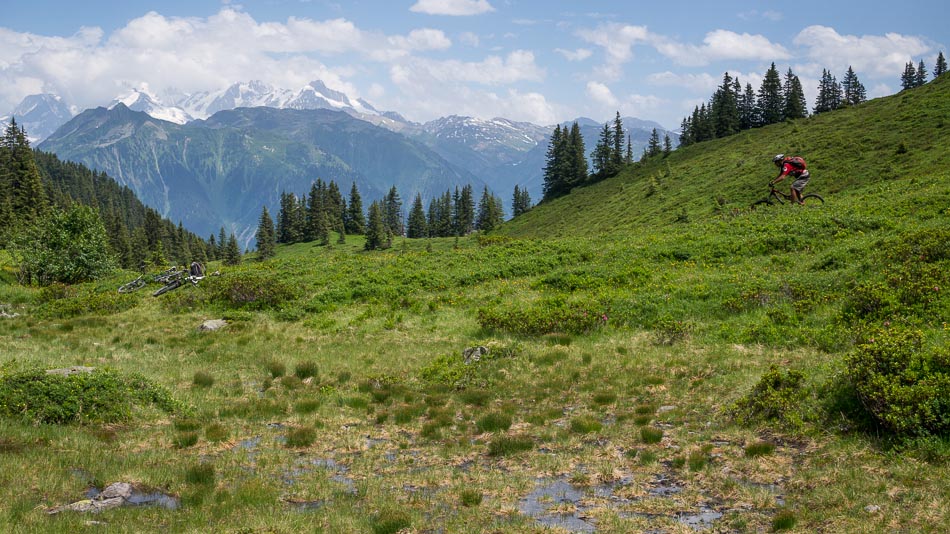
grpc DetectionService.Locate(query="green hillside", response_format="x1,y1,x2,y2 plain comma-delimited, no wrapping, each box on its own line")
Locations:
0,78,947,533
504,73,950,238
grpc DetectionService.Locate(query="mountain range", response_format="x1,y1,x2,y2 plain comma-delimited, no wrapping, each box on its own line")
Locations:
15,80,677,244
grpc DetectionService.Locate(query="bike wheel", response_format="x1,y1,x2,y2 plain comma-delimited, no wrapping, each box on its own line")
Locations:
153,280,181,297
801,193,824,204
118,278,145,293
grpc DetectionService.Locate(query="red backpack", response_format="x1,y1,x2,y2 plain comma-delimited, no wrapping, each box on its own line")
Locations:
784,156,807,170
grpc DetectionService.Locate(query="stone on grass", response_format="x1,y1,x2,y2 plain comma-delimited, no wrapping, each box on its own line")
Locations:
198,319,228,332
45,366,96,377
463,346,488,365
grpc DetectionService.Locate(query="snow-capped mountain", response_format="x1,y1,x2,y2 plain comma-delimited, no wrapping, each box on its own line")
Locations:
421,115,549,153
110,87,193,124
1,93,76,143
178,80,389,122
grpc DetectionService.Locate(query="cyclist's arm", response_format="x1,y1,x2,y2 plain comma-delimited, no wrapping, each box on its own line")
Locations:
770,164,791,185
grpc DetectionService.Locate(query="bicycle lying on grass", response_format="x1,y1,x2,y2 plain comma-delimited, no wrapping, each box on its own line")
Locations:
751,184,824,208
118,264,211,296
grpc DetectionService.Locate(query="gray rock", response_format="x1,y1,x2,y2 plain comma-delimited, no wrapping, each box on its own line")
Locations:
198,319,228,331
45,366,96,376
864,505,881,514
99,482,133,500
463,346,488,364
657,405,677,413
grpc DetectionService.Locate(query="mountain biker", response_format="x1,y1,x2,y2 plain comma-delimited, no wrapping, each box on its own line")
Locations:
770,154,810,205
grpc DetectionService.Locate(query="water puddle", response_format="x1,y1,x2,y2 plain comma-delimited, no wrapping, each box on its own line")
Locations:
677,508,723,530
518,478,596,533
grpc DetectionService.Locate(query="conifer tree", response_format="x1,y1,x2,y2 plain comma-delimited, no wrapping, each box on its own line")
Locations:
456,184,475,234
662,134,673,156
756,63,784,125
901,61,918,90
646,128,661,158
217,227,228,258
542,124,563,199
364,200,388,250
569,122,588,186
841,66,867,106
783,69,808,119
0,119,49,230
511,185,531,217
475,186,504,232
935,51,948,78
255,206,276,259
625,135,634,164
592,122,614,177
611,112,625,170
915,59,928,87
710,72,740,137
383,186,403,237
740,83,758,129
406,193,427,238
345,182,365,235
224,233,242,265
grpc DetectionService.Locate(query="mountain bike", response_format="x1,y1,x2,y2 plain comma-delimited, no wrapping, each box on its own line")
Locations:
118,266,185,293
117,276,147,294
751,185,824,208
152,263,210,297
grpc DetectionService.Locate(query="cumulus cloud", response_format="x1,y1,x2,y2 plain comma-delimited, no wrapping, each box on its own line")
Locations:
555,48,593,62
652,30,790,66
389,28,452,51
793,25,931,78
586,81,618,107
410,0,495,16
396,50,544,85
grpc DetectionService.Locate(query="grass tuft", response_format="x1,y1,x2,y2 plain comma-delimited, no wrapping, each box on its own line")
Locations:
641,426,664,444
285,426,316,448
192,371,215,388
487,435,534,456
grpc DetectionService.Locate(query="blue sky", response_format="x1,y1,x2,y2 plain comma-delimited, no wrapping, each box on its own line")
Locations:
2,0,946,128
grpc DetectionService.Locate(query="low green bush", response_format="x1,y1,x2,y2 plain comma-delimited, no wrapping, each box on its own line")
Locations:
0,368,186,425
202,271,298,310
33,286,138,319
846,326,950,436
570,415,603,434
477,295,607,335
487,435,534,456
294,361,319,380
476,412,512,433
731,366,810,429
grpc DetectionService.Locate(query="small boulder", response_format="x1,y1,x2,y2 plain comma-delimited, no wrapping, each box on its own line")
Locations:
46,366,96,377
198,319,228,332
463,346,488,365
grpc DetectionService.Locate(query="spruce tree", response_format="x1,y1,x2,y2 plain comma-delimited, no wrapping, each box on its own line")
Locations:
662,134,672,156
364,200,387,250
783,69,808,119
625,135,634,164
224,233,242,265
255,206,276,260
646,128,661,158
406,193,427,238
217,227,227,258
383,186,403,237
740,83,758,129
345,182,365,235
914,59,927,86
0,119,49,229
935,51,948,78
457,184,475,234
611,112,624,170
710,72,740,137
475,186,504,233
841,66,867,106
901,61,918,90
569,122,588,186
542,124,563,199
678,117,692,147
592,122,614,177
757,63,784,125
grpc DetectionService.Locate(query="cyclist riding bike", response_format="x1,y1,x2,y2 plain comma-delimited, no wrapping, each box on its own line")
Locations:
770,154,810,205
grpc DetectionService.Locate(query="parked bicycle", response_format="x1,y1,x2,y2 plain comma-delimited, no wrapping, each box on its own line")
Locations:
117,263,209,296
751,184,824,208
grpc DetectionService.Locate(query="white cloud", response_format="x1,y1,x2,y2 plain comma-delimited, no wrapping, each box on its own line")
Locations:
396,50,544,85
389,28,452,51
410,0,494,16
586,81,618,107
653,30,790,66
459,32,480,47
555,48,592,62
647,71,719,93
794,25,931,78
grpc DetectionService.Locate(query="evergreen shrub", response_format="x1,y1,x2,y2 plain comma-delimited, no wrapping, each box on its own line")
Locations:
846,326,950,436
202,271,297,310
731,365,810,429
477,296,607,335
0,368,185,424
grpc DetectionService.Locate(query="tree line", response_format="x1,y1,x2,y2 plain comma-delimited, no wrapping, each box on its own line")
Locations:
1,119,212,285
542,113,672,202
259,181,510,256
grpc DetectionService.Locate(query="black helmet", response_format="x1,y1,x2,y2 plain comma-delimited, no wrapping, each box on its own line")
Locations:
772,154,785,165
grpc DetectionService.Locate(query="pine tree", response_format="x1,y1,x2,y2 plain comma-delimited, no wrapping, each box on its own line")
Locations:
383,186,403,237
915,59,928,87
569,122,588,186
456,184,475,234
217,227,227,258
611,112,624,170
783,69,808,119
678,117,692,148
224,233,242,265
0,119,49,230
364,200,388,251
841,66,867,106
511,185,532,217
662,134,672,156
757,63,784,125
646,128,661,158
255,206,276,260
901,61,918,90
542,124,563,199
592,122,614,177
935,51,948,78
406,193,427,238
475,186,504,232
740,83,758,130
710,72,740,137
345,182,365,235
625,135,634,164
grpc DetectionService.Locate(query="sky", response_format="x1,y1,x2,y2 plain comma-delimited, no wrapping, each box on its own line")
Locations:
1,0,946,129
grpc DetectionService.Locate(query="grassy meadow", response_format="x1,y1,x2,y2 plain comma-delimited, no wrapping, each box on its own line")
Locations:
0,78,949,533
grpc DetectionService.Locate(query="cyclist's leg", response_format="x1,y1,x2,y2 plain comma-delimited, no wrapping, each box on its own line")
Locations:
791,171,810,205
